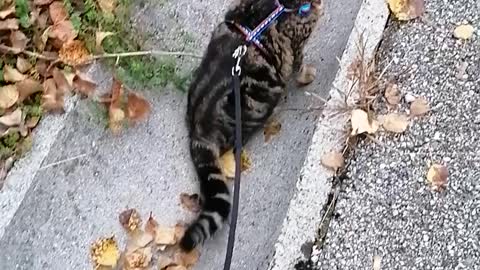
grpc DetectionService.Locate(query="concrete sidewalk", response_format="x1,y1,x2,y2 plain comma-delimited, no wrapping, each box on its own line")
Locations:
0,0,363,269
313,0,480,269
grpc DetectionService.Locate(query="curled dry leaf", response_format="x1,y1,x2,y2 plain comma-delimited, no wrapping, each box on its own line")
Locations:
350,109,379,136
119,208,142,232
90,236,120,268
426,163,448,191
96,31,114,50
321,151,345,171
98,0,117,15
3,65,27,82
124,247,152,269
173,248,200,268
382,113,409,133
155,226,177,246
296,64,317,85
10,31,29,51
72,72,96,97
0,108,22,126
17,78,43,102
49,1,68,24
16,57,33,73
49,20,77,44
0,18,19,30
125,230,154,253
126,92,151,122
52,68,71,94
0,4,15,19
410,97,430,116
384,83,401,105
263,119,281,142
179,193,201,213
59,40,91,66
219,149,251,178
41,78,64,111
453,24,474,40
387,0,425,21
144,213,159,237
0,85,19,109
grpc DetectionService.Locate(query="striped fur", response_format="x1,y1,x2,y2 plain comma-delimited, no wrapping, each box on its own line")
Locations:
180,0,323,251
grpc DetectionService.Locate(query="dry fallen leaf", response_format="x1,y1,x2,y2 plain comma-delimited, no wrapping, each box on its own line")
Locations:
219,149,251,178
108,78,125,134
59,40,91,66
126,92,151,122
387,0,425,21
384,83,401,105
0,18,19,30
173,248,200,268
96,31,114,50
453,24,475,40
72,72,96,97
263,119,281,142
3,65,27,82
49,19,77,44
125,229,154,253
426,163,448,191
0,4,15,19
49,1,68,24
0,108,22,126
41,78,64,111
52,67,71,94
9,31,29,51
0,85,19,109
124,247,152,269
296,64,317,85
16,57,33,73
381,113,409,133
144,213,159,237
17,78,43,102
320,151,345,171
119,208,142,232
90,236,120,268
158,254,175,270
97,0,117,15
155,226,177,246
350,109,379,135
179,193,201,213
174,224,186,242
26,116,41,128
165,266,187,270
410,97,430,116
34,0,55,5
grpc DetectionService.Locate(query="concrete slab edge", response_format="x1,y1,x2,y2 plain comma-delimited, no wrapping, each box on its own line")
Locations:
267,0,389,269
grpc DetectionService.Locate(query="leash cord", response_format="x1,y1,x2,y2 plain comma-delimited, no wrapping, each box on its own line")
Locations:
223,45,246,270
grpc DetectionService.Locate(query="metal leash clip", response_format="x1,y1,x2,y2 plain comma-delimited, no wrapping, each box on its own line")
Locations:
232,45,247,76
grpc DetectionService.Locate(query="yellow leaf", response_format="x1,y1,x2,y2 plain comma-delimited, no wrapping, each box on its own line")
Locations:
3,65,26,82
155,226,177,245
0,85,19,109
410,97,430,116
320,151,344,171
453,24,474,40
263,119,282,142
219,149,251,178
387,0,424,21
0,108,22,126
381,113,409,133
90,236,120,267
426,164,448,191
118,208,141,232
350,109,379,135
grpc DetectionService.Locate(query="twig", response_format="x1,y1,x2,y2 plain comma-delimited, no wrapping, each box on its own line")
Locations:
0,44,57,61
304,90,328,103
89,50,203,61
38,153,88,171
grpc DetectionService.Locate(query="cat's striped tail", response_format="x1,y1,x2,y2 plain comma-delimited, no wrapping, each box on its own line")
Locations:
179,140,231,251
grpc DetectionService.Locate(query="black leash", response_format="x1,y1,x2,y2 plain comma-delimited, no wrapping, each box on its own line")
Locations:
223,45,247,270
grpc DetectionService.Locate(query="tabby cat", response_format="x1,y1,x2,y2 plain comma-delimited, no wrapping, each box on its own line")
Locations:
180,0,323,251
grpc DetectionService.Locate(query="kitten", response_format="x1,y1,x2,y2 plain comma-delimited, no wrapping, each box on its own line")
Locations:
180,0,323,251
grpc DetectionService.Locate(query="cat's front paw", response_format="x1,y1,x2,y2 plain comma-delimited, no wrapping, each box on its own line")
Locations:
296,64,317,86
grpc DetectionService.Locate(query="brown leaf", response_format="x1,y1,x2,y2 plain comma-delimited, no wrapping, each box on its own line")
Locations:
9,31,29,52
97,0,117,15
49,1,68,24
126,92,151,122
426,164,448,191
387,0,425,21
108,78,125,134
158,254,175,270
350,109,379,135
3,65,27,82
0,4,15,19
296,64,317,85
34,0,55,5
0,85,19,109
90,236,120,268
155,226,177,245
0,18,18,30
384,83,401,105
41,78,64,111
96,31,114,51
119,208,142,233
59,40,91,66
410,97,430,116
72,72,96,97
179,193,201,213
125,229,154,253
381,113,409,133
17,78,43,102
174,224,186,242
320,151,345,171
16,57,33,73
52,68,71,94
263,119,281,142
49,20,77,44
0,108,22,126
144,213,159,237
124,247,152,269
173,248,200,268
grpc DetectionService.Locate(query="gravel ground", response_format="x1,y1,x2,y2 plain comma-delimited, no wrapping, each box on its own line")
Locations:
310,0,480,269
